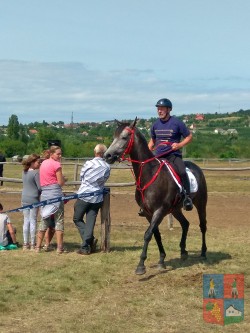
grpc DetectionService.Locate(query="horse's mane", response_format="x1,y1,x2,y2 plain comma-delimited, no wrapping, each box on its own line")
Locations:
114,122,130,136
115,122,149,148
135,127,149,147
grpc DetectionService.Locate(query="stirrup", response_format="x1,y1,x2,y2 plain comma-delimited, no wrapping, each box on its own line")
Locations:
138,208,146,217
183,195,193,211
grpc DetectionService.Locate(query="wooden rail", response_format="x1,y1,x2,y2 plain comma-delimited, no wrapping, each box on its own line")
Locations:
0,161,249,251
0,177,135,252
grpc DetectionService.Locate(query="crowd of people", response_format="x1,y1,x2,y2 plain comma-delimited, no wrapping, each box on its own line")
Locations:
0,144,110,254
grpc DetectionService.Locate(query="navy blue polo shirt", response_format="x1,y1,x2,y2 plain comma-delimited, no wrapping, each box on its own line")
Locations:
150,116,190,157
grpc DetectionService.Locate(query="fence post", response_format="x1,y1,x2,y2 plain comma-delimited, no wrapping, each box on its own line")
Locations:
100,188,111,252
74,163,79,190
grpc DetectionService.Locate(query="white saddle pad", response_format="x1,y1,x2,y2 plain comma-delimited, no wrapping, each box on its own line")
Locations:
186,167,198,193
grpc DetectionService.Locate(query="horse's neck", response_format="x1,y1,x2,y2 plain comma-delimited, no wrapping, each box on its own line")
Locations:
130,132,157,180
130,131,152,160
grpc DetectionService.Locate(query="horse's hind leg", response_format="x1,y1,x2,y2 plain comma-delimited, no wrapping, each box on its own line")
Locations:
153,227,166,270
172,209,190,259
193,170,208,258
196,204,207,258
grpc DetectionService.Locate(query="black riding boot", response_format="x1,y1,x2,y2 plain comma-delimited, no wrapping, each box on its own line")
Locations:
138,208,146,217
181,173,193,211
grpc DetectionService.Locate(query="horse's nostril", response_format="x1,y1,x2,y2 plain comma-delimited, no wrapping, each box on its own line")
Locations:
105,153,111,160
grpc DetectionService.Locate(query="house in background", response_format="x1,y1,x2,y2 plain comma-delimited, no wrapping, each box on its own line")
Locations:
29,129,38,135
195,113,205,121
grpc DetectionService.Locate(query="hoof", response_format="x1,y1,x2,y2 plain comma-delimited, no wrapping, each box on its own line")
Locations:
135,266,146,275
200,254,207,260
181,251,188,260
157,263,166,271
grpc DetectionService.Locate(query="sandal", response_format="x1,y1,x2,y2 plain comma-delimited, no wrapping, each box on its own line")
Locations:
57,247,69,254
30,244,36,251
35,246,41,253
22,243,30,250
43,244,54,252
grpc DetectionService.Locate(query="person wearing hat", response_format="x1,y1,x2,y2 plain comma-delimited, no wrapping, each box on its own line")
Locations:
148,98,193,211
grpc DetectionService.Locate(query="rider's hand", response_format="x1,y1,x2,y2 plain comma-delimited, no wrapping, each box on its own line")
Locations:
171,143,179,150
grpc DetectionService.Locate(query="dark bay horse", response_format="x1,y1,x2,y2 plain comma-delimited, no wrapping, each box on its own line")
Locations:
104,119,207,275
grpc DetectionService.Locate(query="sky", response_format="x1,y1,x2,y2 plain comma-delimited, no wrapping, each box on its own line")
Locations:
1,0,250,125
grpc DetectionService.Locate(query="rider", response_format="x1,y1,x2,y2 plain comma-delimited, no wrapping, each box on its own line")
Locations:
148,98,193,211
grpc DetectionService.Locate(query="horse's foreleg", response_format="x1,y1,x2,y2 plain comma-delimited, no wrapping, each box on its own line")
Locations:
173,210,189,259
135,227,153,275
153,227,166,270
135,211,165,275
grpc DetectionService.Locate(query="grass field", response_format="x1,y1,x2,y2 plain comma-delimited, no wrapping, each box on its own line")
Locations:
0,161,249,333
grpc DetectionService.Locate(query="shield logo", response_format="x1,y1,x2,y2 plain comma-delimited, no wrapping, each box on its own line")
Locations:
203,274,244,325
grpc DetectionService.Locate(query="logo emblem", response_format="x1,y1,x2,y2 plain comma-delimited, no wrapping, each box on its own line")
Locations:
203,274,244,325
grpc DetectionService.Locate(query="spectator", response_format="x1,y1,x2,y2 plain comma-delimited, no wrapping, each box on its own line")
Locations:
40,149,50,162
0,151,6,186
0,202,18,250
36,146,67,254
40,149,55,251
21,154,41,250
73,144,110,255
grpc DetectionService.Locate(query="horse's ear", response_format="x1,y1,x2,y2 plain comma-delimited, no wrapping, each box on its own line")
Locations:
115,119,122,126
130,117,138,129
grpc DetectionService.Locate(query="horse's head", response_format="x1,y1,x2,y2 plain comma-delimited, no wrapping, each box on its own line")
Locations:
104,118,138,164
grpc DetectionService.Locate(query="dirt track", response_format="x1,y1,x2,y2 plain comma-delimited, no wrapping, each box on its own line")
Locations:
110,192,249,231
0,191,248,231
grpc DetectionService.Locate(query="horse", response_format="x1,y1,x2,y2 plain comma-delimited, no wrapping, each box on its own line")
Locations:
104,118,208,275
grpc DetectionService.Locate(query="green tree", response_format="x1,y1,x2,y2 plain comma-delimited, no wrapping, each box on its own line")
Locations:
0,139,26,157
7,114,20,140
19,124,29,145
33,127,60,152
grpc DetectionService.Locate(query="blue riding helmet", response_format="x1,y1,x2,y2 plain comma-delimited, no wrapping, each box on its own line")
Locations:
155,98,172,109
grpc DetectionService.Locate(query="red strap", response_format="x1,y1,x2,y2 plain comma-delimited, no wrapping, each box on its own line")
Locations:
163,160,181,183
153,140,172,148
118,128,180,215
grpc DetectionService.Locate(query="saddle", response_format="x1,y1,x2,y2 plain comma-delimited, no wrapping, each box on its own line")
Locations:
163,161,198,193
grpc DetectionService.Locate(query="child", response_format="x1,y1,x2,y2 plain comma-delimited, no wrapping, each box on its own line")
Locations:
21,154,41,250
0,203,18,250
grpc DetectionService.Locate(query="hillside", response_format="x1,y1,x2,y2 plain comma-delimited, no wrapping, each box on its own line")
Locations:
0,109,250,158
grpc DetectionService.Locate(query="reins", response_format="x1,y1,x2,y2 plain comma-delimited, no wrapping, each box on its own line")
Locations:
121,127,174,163
119,127,175,215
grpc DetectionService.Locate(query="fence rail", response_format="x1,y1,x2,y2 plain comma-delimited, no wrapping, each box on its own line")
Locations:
0,160,249,252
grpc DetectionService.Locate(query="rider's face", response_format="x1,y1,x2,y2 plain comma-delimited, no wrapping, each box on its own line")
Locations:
157,106,171,120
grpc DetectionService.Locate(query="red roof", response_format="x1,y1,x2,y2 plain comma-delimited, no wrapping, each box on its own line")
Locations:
195,114,205,121
29,129,38,134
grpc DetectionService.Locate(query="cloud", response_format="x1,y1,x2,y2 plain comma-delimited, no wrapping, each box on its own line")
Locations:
0,60,249,125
